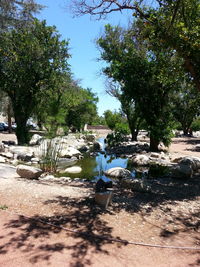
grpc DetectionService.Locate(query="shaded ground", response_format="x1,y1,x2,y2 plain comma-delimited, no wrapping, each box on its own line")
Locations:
0,133,200,266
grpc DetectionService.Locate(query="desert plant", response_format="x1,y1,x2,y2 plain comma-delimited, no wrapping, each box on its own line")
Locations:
38,138,63,173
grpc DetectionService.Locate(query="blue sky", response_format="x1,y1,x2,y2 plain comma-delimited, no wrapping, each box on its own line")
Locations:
37,0,132,115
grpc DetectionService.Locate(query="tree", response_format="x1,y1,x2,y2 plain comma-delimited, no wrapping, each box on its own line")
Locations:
106,82,143,141
0,19,70,144
172,83,200,135
70,0,200,92
103,110,123,131
65,88,99,132
0,92,13,133
0,0,43,31
98,24,178,151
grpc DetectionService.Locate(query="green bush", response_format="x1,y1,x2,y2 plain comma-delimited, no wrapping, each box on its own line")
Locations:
106,129,128,147
115,122,130,135
191,117,200,131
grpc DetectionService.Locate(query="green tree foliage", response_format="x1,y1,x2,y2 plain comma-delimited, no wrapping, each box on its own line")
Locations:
98,24,178,151
0,19,70,144
103,110,124,130
107,84,143,141
71,0,200,91
172,82,200,135
65,88,98,132
0,0,43,31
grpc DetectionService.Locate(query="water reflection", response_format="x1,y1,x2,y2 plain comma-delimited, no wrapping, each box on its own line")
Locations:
60,138,147,181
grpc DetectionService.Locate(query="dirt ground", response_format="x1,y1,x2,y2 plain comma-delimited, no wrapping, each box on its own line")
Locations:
0,132,199,267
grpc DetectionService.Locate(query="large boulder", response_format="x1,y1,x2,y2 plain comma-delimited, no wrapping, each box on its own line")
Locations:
179,156,200,172
64,166,82,174
170,164,193,179
29,134,43,146
121,178,151,192
16,164,43,179
131,154,149,166
9,146,35,159
59,147,81,158
104,167,131,179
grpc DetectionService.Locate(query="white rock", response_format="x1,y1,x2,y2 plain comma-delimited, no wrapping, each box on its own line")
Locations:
16,164,43,179
132,154,149,166
0,152,13,159
31,157,40,163
64,166,82,174
0,156,6,163
59,147,81,158
104,167,131,178
29,134,43,146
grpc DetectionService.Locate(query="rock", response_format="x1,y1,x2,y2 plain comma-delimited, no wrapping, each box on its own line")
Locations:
79,145,89,152
85,134,96,142
179,156,200,172
172,157,184,163
9,146,36,159
41,174,55,180
121,178,151,192
17,152,34,162
16,164,43,179
150,152,160,159
57,157,78,168
0,156,6,163
170,163,193,179
0,152,13,159
93,141,103,151
29,134,43,145
31,157,40,163
64,166,82,174
0,142,5,152
104,167,131,178
10,159,19,165
195,144,200,151
132,154,149,166
61,177,72,182
59,147,81,158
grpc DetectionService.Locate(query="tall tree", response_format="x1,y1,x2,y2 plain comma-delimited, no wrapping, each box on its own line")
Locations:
98,24,178,151
70,0,200,92
106,84,143,141
0,19,70,144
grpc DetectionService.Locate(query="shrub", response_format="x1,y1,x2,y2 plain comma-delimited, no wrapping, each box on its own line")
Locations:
191,117,200,131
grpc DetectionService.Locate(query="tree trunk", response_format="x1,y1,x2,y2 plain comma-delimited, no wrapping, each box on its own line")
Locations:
15,115,29,145
150,134,159,152
7,102,12,133
183,128,188,136
131,129,138,141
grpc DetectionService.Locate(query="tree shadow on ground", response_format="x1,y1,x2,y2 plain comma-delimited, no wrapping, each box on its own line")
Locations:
1,196,126,266
1,175,200,265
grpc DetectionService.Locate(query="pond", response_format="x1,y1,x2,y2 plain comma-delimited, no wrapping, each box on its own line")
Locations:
59,138,148,181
